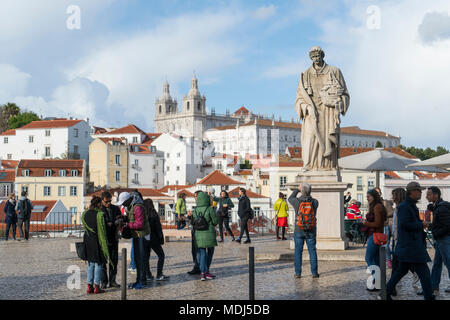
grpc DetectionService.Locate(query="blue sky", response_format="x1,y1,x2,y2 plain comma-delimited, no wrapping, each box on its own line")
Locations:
0,0,449,148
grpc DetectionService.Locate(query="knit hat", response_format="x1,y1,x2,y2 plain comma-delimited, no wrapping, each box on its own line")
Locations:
116,192,131,206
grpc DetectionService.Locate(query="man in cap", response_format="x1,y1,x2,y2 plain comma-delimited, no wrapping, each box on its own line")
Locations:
386,182,434,300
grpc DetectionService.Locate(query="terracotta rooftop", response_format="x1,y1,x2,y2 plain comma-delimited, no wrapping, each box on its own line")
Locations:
176,189,196,198
385,171,401,179
142,133,162,145
93,126,107,134
285,147,417,160
0,170,15,182
98,137,127,144
19,119,82,130
0,129,16,136
159,185,192,193
88,188,170,198
196,170,245,186
18,159,84,169
233,106,250,115
1,160,19,170
130,144,152,154
341,126,398,139
234,170,253,176
212,119,301,130
228,187,268,199
105,124,146,135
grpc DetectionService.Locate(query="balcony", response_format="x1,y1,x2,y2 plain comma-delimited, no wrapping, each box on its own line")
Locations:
131,179,139,185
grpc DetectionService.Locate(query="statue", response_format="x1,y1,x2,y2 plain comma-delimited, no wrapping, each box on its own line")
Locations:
295,46,350,171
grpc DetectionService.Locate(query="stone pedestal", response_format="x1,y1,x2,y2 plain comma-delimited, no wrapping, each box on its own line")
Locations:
287,170,352,251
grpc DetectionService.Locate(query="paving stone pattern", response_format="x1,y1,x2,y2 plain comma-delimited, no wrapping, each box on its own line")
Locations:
0,236,448,300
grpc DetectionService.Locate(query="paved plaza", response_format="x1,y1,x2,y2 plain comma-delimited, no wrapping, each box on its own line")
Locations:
0,236,448,300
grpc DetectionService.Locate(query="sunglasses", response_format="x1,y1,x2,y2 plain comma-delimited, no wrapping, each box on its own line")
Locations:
104,200,112,203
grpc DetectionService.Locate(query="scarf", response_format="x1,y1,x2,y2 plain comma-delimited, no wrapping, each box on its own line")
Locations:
82,208,112,268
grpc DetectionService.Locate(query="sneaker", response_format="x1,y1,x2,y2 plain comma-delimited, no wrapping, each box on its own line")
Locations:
100,282,108,290
188,269,201,275
218,239,224,243
86,284,94,294
94,284,105,294
200,273,207,281
231,238,236,241
282,237,287,241
205,272,216,280
294,274,301,279
147,275,155,281
276,236,281,240
366,287,380,292
156,275,169,281
134,283,148,290
128,282,138,289
129,269,137,275
312,274,320,278
109,282,121,288
434,289,440,296
235,238,241,243
244,239,251,244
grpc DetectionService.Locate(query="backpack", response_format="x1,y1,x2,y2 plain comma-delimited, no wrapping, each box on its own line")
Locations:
297,199,316,230
193,207,210,231
20,200,30,218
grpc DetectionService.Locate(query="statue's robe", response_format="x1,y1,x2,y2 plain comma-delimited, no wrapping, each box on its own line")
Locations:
295,63,350,170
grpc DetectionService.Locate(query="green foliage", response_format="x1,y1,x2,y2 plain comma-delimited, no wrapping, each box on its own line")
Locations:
398,144,449,161
240,160,252,170
8,111,41,129
0,102,21,132
375,141,383,148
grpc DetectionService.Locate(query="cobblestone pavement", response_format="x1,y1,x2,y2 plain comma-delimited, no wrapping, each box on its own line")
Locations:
0,236,449,300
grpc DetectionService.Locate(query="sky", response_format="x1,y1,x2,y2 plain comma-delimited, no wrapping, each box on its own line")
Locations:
0,0,449,148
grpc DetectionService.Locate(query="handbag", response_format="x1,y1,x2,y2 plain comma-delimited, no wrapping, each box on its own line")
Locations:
373,232,387,246
75,242,87,261
121,226,132,239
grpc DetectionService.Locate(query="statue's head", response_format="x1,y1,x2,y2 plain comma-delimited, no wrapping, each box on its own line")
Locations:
309,46,325,65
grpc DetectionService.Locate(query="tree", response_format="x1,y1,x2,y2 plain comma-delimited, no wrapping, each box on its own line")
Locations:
375,141,383,148
0,102,20,132
8,111,40,129
398,144,449,161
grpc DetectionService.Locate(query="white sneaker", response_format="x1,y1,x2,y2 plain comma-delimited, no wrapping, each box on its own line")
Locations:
433,289,439,296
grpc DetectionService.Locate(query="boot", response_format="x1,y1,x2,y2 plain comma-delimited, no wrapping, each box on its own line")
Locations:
94,284,105,294
86,284,94,294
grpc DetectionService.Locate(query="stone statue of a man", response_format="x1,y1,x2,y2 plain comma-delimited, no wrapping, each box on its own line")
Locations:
295,46,350,171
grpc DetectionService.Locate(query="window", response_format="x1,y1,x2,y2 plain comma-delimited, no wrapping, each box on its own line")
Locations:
7,154,12,160
166,166,170,172
150,146,156,153
29,136,34,143
45,146,51,157
4,137,8,144
70,207,77,215
177,153,181,158
217,162,222,170
22,169,30,177
357,193,363,205
115,155,121,166
176,180,179,185
134,173,139,183
187,102,190,110
21,186,28,195
85,131,88,138
70,186,77,196
176,166,180,171
44,186,51,196
167,153,170,158
59,170,66,177
368,178,375,189
73,145,79,154
58,186,66,196
44,169,52,177
134,159,139,166
112,140,120,146
45,129,50,137
280,176,287,189
159,105,162,113
263,180,268,186
197,102,201,111
74,129,79,137
357,176,363,191
115,171,120,182
71,170,78,177
132,137,138,143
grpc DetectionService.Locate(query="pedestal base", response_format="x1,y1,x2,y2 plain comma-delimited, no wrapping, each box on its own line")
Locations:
287,170,352,251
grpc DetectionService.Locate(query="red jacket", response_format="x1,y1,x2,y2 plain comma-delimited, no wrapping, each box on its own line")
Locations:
346,204,362,219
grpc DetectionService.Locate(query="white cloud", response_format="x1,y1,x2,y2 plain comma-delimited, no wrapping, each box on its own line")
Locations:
0,64,31,100
253,5,277,20
418,11,450,44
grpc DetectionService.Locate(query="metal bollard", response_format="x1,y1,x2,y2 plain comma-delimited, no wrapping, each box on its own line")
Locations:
249,246,255,300
121,248,127,300
379,246,387,300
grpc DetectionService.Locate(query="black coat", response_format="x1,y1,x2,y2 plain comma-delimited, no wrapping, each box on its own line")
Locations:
394,197,431,263
101,204,122,245
238,195,251,220
431,199,450,240
4,200,17,224
148,212,164,246
83,209,106,264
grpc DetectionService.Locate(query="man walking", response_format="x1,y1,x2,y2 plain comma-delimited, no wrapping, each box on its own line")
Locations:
16,191,33,241
426,186,450,295
100,191,122,289
236,188,252,244
386,182,434,300
289,184,319,279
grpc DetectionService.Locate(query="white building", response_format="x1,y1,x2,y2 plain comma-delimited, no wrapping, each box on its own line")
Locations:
0,119,92,161
128,144,164,189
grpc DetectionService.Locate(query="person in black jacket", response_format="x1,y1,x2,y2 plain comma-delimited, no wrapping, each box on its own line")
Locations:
386,182,434,300
15,191,33,240
99,191,122,289
144,198,169,281
4,193,18,241
427,186,450,295
236,188,252,244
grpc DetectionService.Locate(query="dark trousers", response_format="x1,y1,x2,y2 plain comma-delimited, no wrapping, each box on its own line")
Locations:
146,242,165,277
5,222,17,240
18,218,30,240
191,231,200,271
276,227,286,238
133,237,149,285
218,215,234,239
239,217,250,240
101,242,119,285
387,261,433,300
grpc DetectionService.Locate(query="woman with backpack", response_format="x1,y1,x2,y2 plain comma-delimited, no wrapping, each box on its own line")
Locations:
212,190,235,242
192,191,219,281
82,196,111,294
143,198,169,281
4,193,18,241
274,192,289,240
363,188,387,291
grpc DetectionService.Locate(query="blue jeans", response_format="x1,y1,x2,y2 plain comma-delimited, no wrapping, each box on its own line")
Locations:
87,262,103,286
431,236,450,290
365,234,380,267
196,247,215,274
5,222,17,240
383,226,391,261
130,240,136,269
177,216,186,230
133,237,149,285
293,230,318,276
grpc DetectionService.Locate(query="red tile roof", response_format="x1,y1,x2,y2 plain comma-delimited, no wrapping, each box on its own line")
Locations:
19,119,82,129
233,106,250,115
1,160,19,170
18,159,84,169
228,187,268,199
196,170,245,186
176,189,196,198
158,185,192,193
93,126,107,134
98,137,127,144
0,200,57,222
105,124,146,135
0,170,15,182
259,174,269,179
285,147,416,160
142,133,162,145
0,129,16,136
341,126,398,139
234,170,252,176
385,171,401,179
88,188,170,198
213,119,301,130
130,144,152,154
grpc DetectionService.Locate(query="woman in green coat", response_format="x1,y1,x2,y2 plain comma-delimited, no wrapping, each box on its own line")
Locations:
193,191,219,280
